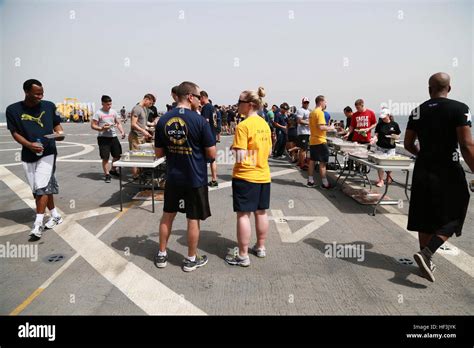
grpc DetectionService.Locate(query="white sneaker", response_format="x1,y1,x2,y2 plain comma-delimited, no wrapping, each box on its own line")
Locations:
29,224,43,241
225,247,250,267
252,245,266,258
45,216,63,229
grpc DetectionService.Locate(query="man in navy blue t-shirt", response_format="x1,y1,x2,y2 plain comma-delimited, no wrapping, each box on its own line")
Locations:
154,81,216,272
6,79,65,241
273,103,289,158
200,91,219,187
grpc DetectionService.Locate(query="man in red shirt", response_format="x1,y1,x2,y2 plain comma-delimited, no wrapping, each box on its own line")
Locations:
344,99,377,144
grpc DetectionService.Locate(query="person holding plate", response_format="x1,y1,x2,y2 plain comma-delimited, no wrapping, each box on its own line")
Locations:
6,79,65,241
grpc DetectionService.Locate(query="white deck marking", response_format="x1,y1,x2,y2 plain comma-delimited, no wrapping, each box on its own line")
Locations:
382,205,474,278
271,209,329,243
0,166,206,315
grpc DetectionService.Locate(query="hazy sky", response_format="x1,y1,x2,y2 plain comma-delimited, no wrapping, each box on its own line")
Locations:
0,0,473,115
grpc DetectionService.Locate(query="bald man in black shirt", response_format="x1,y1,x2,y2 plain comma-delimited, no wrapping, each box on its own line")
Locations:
404,72,474,283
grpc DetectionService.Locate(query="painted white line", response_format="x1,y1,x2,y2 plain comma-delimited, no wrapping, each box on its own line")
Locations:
271,209,329,243
270,168,298,177
41,253,81,289
58,159,103,163
68,206,120,221
381,205,474,278
95,207,131,238
268,216,320,221
0,166,36,210
0,145,81,152
57,141,94,160
54,219,206,315
0,166,207,315
0,224,30,237
0,141,96,166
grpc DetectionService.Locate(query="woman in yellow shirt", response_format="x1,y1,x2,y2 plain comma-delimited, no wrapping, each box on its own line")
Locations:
225,87,272,267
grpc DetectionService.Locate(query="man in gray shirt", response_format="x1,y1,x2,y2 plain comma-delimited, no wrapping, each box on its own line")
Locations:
129,93,155,178
91,95,125,183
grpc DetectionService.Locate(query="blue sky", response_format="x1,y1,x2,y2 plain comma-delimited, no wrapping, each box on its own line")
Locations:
0,0,473,114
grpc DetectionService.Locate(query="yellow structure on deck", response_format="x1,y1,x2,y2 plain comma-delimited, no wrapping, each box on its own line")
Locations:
56,98,94,122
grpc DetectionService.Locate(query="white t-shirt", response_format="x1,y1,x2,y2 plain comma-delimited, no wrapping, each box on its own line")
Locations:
296,107,311,135
93,108,120,137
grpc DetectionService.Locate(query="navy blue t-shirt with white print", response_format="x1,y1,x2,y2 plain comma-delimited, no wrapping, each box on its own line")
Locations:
6,100,61,162
155,107,216,188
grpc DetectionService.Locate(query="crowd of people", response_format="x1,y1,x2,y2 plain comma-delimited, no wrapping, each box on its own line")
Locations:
5,73,474,283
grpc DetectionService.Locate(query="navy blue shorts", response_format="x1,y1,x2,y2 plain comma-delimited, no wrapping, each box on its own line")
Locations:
309,143,329,163
232,179,271,212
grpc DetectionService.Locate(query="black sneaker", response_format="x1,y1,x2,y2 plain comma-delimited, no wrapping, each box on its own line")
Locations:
413,248,435,282
306,181,315,188
320,183,331,190
208,180,218,187
105,174,112,183
109,169,120,177
154,252,168,268
182,255,208,272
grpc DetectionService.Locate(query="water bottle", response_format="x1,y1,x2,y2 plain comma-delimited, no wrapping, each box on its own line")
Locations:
36,138,44,156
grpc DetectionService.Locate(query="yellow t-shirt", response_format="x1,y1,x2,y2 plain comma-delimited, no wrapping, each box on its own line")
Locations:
232,114,272,183
309,107,327,145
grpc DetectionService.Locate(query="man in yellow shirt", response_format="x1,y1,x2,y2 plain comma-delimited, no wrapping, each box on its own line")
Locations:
307,95,335,189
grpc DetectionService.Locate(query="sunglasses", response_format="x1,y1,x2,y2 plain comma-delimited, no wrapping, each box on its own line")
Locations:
238,100,251,105
190,94,201,99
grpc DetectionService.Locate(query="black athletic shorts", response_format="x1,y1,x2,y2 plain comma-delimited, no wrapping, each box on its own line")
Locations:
407,158,469,237
309,143,329,163
98,136,122,160
163,181,211,220
232,178,271,212
297,135,310,151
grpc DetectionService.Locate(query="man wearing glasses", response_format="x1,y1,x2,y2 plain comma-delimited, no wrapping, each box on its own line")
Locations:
154,81,216,273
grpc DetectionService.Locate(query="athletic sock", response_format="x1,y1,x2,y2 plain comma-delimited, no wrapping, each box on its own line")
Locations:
322,177,329,186
35,214,44,226
308,176,314,183
50,208,60,218
187,255,196,262
421,246,433,261
426,235,445,255
158,250,167,257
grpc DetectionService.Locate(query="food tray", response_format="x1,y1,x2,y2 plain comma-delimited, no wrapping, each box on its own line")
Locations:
327,137,343,145
349,151,369,159
368,154,412,166
121,151,156,162
333,143,358,151
138,143,154,151
333,142,366,152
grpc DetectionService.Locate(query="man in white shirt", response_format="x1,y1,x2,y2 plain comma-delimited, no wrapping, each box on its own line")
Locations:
296,97,311,169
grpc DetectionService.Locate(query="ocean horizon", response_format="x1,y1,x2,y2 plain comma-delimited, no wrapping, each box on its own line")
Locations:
1,111,472,137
